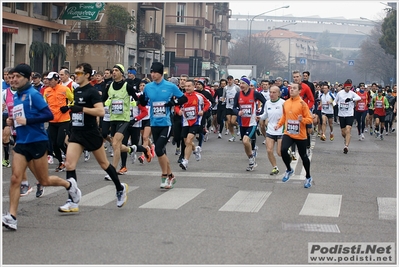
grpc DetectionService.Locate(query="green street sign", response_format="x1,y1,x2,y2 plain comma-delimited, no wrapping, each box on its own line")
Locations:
60,3,105,20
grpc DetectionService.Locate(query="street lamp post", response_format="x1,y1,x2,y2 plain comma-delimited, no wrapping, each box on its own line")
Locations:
248,5,289,63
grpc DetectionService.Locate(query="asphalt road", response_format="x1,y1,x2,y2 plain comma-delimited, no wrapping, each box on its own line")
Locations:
2,125,397,265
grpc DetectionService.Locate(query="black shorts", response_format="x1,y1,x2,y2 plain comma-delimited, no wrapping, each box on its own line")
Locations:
182,125,200,138
240,126,257,139
322,113,334,119
266,133,283,142
211,109,217,116
368,109,374,115
13,141,48,162
110,121,129,136
373,114,385,121
68,128,104,152
225,108,236,116
339,116,355,129
141,119,150,129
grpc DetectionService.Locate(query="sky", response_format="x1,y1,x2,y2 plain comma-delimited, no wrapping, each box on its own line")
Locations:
228,1,390,21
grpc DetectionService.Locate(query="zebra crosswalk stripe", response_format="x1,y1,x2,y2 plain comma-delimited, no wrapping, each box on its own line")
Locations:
299,193,342,217
219,190,272,212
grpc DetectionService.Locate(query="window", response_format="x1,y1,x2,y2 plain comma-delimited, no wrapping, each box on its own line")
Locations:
51,33,59,44
177,3,185,23
33,3,47,16
2,3,11,8
51,4,63,20
176,33,185,57
16,3,27,11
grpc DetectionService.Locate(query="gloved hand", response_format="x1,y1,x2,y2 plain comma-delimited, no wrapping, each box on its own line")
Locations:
130,117,138,125
345,98,352,103
164,99,176,107
69,105,83,113
60,106,70,113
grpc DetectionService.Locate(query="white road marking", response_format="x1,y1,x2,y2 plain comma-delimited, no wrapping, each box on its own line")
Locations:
139,188,205,209
377,197,396,220
219,190,272,212
299,193,342,217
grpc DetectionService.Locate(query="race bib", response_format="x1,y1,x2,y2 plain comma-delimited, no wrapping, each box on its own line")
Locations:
375,100,383,109
184,106,196,120
339,103,349,111
287,119,300,135
357,102,366,111
322,104,330,110
240,104,252,117
111,100,123,114
12,104,24,128
152,101,166,117
228,98,234,105
72,112,84,126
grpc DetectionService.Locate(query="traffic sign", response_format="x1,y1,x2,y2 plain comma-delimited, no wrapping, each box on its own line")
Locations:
299,58,306,64
348,60,355,66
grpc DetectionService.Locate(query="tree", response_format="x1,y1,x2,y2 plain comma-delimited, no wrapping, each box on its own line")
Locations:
228,37,285,78
356,27,396,85
379,9,397,59
105,4,135,33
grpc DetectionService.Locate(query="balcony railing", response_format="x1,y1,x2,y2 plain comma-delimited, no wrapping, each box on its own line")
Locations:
138,32,162,51
66,26,125,44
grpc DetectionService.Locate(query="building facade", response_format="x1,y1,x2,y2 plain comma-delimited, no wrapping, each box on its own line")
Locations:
2,2,69,72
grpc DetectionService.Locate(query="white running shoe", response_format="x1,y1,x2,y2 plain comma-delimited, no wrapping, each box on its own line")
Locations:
2,212,17,230
67,178,81,204
47,155,54,164
84,150,90,162
116,183,128,208
228,136,235,142
194,146,201,161
58,199,79,213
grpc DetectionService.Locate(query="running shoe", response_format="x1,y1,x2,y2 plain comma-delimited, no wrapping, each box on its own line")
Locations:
47,155,54,164
228,136,235,142
179,159,188,170
380,134,384,140
252,145,258,158
246,157,257,172
150,144,155,158
144,146,152,162
131,152,137,164
160,176,168,189
225,130,229,135
104,174,112,181
117,166,128,175
218,133,222,139
36,183,44,198
2,212,17,230
204,132,209,142
58,199,79,213
194,146,201,161
361,133,365,140
177,157,183,164
164,174,176,189
270,167,280,175
129,145,137,163
67,178,81,204
392,128,396,133
55,162,65,172
343,146,348,154
320,135,326,141
138,155,145,164
262,140,266,144
116,183,128,208
364,128,368,133
175,147,181,155
109,145,114,157
304,177,313,189
306,147,311,157
2,159,10,167
282,169,294,182
358,134,362,141
291,153,297,161
20,184,33,196
84,150,90,162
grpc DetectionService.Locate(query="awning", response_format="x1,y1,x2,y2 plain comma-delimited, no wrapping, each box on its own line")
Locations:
3,25,18,34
